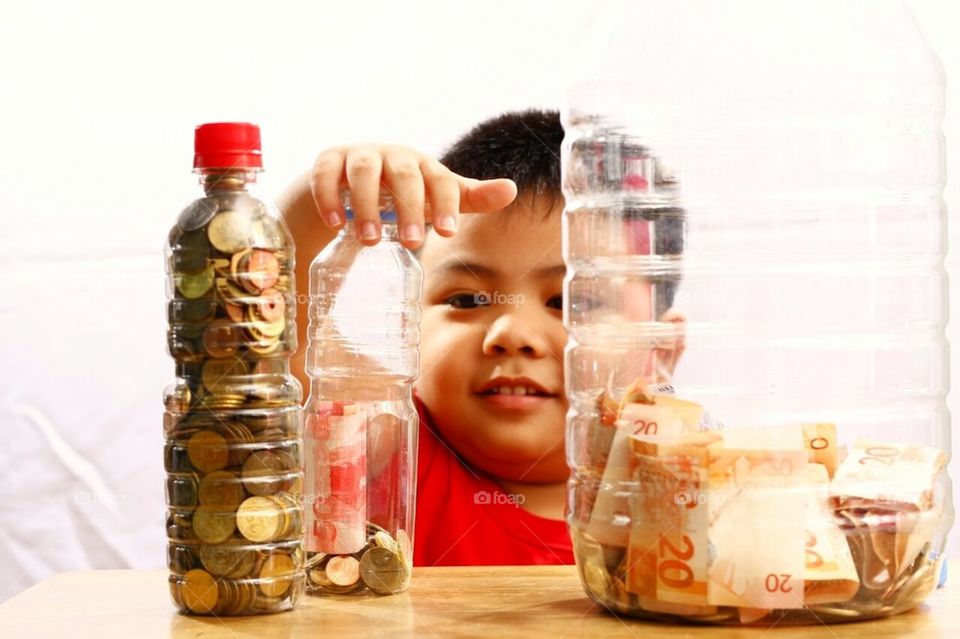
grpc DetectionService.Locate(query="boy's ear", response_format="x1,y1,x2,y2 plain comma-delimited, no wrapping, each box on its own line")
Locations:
656,308,687,381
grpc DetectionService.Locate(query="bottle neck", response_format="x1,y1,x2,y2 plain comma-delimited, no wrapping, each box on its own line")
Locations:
341,220,400,242
198,169,260,194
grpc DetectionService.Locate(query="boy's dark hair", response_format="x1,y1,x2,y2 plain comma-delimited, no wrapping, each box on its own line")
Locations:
439,109,563,215
437,109,683,313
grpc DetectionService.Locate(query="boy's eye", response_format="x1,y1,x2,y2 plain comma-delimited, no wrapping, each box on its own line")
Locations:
571,295,602,312
546,294,563,311
445,293,489,309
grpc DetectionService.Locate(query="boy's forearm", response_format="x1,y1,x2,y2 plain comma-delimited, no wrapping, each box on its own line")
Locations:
277,171,338,394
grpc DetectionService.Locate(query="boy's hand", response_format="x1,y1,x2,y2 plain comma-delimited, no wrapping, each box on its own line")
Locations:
311,143,518,248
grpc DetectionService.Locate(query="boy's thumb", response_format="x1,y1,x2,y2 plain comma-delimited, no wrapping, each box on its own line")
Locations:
459,178,518,213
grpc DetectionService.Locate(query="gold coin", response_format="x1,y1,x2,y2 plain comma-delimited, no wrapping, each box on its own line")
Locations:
215,276,250,304
199,394,246,411
187,430,229,473
214,579,238,614
220,579,258,614
580,553,611,599
242,450,292,496
372,531,399,555
273,273,291,292
181,569,219,613
176,264,214,299
201,358,248,394
198,471,245,508
222,422,256,467
396,529,412,565
256,426,289,444
169,576,185,609
210,257,231,276
359,546,409,594
192,506,236,544
224,301,245,323
272,492,303,538
258,553,295,598
199,538,257,579
236,496,282,543
246,306,286,338
229,248,253,283
207,210,252,254
202,320,240,359
325,555,361,588
251,288,286,324
287,475,303,498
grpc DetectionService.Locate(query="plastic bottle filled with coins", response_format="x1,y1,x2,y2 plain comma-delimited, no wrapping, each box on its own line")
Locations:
303,191,422,596
164,122,304,616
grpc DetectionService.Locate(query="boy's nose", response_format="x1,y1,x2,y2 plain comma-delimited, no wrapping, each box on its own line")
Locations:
481,312,551,358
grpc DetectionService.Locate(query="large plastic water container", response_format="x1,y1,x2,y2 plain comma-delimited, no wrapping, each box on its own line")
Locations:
562,0,952,624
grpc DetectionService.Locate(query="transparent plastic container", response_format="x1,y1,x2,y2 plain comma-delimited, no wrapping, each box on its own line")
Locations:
562,0,952,625
164,123,304,616
303,192,422,595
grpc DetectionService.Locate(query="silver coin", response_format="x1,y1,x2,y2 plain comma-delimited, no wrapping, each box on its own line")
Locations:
178,197,220,232
250,215,285,251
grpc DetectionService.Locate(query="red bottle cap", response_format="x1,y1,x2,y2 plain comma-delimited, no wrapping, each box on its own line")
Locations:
193,122,263,170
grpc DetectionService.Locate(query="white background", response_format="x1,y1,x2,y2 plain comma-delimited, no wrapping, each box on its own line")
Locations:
0,0,958,602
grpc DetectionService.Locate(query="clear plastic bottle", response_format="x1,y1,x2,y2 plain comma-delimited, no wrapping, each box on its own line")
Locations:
164,123,304,616
562,0,952,625
303,192,422,595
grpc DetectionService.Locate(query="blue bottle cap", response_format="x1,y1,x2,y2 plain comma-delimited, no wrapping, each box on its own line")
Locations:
344,207,397,223
341,189,398,223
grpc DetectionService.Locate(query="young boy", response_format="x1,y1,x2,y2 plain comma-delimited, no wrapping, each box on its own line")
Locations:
279,110,683,566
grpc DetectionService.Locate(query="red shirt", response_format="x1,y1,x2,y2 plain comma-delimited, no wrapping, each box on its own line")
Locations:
412,397,575,566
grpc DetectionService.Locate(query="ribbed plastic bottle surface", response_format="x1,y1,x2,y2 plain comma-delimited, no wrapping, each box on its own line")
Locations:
562,0,952,624
303,193,422,595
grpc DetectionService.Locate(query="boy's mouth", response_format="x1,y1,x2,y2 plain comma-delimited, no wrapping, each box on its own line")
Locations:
476,376,554,397
475,376,558,410
481,386,549,397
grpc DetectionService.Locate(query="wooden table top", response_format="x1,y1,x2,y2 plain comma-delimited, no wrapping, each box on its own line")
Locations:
0,565,956,638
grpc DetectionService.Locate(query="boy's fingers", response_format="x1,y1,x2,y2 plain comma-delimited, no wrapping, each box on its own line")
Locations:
345,149,384,244
458,177,518,213
421,160,460,237
311,149,346,227
383,154,426,249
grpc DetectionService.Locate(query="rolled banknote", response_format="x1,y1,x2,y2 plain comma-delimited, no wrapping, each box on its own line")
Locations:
626,430,719,611
585,397,689,547
831,439,946,597
830,440,947,512
803,463,859,604
305,401,367,554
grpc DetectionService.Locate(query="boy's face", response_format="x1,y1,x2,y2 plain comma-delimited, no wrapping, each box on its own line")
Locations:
416,196,569,483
